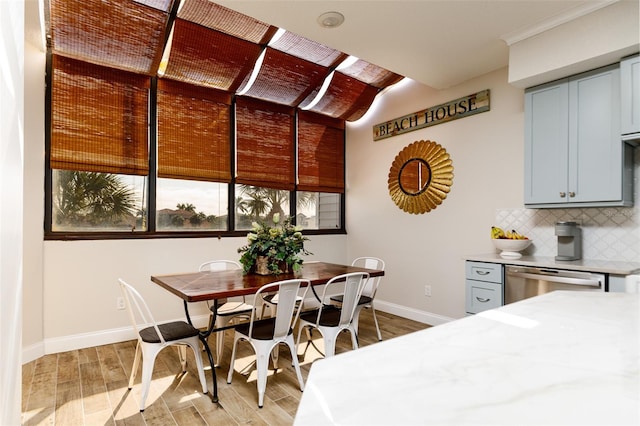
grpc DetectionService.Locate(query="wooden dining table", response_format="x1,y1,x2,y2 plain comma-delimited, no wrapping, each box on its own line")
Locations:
150,261,385,404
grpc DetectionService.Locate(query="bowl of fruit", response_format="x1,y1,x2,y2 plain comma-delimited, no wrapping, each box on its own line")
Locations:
491,226,531,258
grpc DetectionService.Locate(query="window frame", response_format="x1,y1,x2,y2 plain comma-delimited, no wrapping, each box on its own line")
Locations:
44,55,346,240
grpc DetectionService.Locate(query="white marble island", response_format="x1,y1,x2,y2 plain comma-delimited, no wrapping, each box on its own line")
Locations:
294,291,640,425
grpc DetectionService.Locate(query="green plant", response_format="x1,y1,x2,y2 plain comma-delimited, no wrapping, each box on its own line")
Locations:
54,170,138,227
238,213,311,274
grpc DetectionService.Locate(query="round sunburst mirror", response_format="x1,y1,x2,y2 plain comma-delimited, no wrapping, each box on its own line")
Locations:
388,140,454,214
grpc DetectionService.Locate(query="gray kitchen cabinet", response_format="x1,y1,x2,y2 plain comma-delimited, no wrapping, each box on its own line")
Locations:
524,64,634,208
465,261,503,314
621,54,640,139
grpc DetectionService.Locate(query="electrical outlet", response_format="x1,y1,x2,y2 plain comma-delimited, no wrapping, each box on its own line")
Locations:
116,297,126,310
424,285,432,297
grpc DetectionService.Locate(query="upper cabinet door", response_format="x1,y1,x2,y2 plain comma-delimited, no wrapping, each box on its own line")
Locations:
525,64,632,208
568,65,621,203
524,80,569,205
621,55,640,137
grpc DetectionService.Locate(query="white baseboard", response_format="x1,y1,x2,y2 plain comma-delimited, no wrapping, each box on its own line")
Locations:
22,303,454,364
374,299,455,326
22,314,211,364
43,325,138,357
22,342,45,364
301,293,455,326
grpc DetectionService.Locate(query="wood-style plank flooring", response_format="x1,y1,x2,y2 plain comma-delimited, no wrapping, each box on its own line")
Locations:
22,309,429,425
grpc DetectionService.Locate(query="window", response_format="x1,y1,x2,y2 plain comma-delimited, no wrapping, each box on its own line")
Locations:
46,60,345,238
296,191,342,230
235,185,290,230
155,80,231,231
156,179,228,231
52,170,147,232
48,55,150,232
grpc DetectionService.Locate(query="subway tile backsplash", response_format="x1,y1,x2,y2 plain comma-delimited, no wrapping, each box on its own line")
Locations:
495,147,640,262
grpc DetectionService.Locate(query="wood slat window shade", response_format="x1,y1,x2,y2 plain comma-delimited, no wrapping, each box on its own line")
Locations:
157,79,232,183
178,0,276,44
338,59,404,88
236,97,295,190
269,31,346,68
297,111,345,193
240,47,329,106
50,0,169,75
302,71,381,122
50,55,150,176
162,19,264,91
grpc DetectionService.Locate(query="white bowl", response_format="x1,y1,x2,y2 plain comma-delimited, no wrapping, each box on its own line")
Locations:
491,238,532,258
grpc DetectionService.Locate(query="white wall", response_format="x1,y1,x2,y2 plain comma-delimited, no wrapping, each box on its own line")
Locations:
346,68,524,320
1,1,24,423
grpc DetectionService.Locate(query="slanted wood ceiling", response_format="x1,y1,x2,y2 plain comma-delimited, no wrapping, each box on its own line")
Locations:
47,0,404,122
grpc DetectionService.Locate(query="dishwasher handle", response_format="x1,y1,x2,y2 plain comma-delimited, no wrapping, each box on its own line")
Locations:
506,270,602,288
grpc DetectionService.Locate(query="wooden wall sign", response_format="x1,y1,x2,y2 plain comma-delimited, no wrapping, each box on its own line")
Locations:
373,89,490,141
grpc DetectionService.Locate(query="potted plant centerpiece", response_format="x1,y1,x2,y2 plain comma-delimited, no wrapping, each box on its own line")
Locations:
238,213,311,275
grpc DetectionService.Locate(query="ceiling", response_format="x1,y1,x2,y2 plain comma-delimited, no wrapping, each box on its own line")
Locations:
216,0,617,89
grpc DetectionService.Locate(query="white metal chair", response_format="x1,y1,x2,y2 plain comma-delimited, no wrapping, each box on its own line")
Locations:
199,260,254,367
227,279,310,408
259,291,304,319
117,279,207,412
297,272,369,358
330,257,385,340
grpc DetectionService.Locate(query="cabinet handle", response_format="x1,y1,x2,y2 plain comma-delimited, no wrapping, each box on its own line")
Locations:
476,297,490,303
475,270,490,276
569,191,576,197
559,191,566,198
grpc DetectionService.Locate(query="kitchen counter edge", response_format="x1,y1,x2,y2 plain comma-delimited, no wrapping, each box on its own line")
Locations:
464,253,640,275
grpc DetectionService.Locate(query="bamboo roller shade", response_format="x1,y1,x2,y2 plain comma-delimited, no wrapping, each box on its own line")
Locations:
156,79,232,183
297,111,345,193
235,97,295,191
50,55,150,176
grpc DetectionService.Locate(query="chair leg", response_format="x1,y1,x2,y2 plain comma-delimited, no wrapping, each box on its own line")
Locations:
295,324,306,355
322,329,336,358
271,343,280,369
178,345,187,372
139,345,161,412
370,304,382,341
129,341,142,389
349,327,359,350
352,305,364,336
227,332,240,384
186,339,208,394
254,342,272,408
286,335,305,391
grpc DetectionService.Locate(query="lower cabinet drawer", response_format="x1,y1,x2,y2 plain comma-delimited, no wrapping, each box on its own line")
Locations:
465,261,502,284
465,280,503,314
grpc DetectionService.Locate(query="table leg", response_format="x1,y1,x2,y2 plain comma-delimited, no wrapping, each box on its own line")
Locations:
183,300,219,403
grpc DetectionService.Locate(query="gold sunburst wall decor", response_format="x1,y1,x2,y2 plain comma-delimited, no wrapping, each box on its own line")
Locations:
388,140,454,214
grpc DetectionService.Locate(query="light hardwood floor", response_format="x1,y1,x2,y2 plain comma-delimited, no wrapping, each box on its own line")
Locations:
22,309,429,425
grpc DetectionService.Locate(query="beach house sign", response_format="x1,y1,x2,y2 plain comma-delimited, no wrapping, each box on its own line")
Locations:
373,90,490,141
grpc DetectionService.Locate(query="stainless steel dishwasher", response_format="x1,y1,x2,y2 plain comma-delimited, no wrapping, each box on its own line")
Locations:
504,265,605,304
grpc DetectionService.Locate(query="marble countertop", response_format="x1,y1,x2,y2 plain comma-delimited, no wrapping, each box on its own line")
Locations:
465,253,640,275
294,291,640,425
